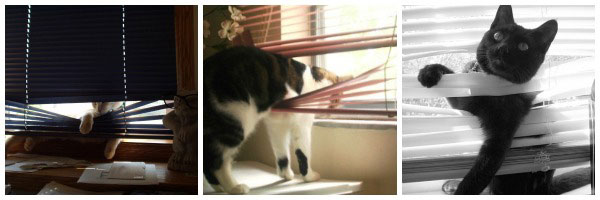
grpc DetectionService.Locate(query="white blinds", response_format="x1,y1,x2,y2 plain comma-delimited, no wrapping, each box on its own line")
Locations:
402,5,594,183
403,5,594,60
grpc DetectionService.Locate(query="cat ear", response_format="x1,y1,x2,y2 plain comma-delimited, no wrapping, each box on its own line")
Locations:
533,20,558,48
491,5,515,28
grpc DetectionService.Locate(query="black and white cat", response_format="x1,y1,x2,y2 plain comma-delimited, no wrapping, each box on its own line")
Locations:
204,46,348,194
419,5,589,194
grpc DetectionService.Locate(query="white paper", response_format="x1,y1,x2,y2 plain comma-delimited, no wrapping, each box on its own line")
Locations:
78,163,158,185
6,154,90,173
38,181,123,195
107,162,145,180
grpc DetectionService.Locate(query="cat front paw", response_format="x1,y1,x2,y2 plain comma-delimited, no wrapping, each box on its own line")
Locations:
79,114,94,134
442,179,461,195
227,184,249,194
302,170,320,182
418,64,454,88
104,148,116,160
24,137,36,151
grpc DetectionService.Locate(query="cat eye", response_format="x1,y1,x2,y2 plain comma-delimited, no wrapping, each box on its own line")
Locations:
518,42,529,51
493,32,503,41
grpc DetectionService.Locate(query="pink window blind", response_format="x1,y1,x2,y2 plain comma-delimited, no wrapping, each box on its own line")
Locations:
235,5,397,117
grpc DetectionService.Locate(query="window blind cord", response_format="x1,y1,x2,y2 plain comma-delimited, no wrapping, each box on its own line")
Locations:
24,5,32,130
382,15,397,118
122,5,128,134
262,5,275,43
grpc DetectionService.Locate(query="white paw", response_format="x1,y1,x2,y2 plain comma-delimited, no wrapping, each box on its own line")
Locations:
278,168,294,180
303,171,320,182
79,114,93,134
227,184,249,194
24,137,35,151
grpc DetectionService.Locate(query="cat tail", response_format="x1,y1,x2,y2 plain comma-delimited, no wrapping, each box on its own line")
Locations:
550,167,591,194
455,135,513,194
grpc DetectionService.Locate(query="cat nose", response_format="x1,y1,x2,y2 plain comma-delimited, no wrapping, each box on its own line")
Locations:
496,44,509,55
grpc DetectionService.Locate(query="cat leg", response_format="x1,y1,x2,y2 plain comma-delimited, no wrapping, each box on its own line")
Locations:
417,64,455,88
291,118,320,182
214,148,249,194
104,139,121,159
79,110,96,134
453,136,512,194
204,171,223,192
550,167,591,194
24,137,47,152
265,121,294,180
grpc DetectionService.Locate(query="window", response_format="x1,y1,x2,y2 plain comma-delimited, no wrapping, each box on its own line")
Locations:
5,6,177,142
401,5,593,192
239,5,397,121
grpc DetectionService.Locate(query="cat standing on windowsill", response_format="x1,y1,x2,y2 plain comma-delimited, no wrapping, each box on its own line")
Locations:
6,102,124,160
204,46,351,194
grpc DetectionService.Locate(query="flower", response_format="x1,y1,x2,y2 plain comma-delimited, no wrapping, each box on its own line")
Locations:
218,20,244,41
203,20,210,38
228,6,246,22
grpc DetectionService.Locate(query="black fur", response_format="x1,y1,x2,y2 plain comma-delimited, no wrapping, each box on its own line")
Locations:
417,5,574,195
203,46,308,187
295,149,308,176
277,157,289,170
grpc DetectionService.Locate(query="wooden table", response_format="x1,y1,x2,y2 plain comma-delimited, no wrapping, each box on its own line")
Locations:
5,137,197,194
6,162,198,194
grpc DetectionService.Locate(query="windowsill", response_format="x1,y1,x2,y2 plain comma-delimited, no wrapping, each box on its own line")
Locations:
313,119,397,130
402,164,591,195
203,161,362,195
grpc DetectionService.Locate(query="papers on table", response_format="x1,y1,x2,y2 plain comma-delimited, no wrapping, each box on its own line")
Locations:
6,153,90,173
77,162,158,185
38,181,123,195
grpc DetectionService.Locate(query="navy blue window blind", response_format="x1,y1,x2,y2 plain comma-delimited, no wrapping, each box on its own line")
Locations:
5,5,177,139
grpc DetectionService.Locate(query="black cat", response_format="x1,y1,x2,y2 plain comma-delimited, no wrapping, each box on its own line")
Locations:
418,5,590,194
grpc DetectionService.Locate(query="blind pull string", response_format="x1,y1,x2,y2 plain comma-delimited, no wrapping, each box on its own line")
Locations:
383,14,397,118
24,5,32,130
262,5,275,43
122,5,128,134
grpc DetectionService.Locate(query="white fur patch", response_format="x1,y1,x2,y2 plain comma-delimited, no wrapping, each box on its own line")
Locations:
213,97,268,138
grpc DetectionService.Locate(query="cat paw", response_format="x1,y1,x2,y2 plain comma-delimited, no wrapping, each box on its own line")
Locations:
442,179,461,195
227,184,249,194
278,168,294,180
302,171,320,182
104,148,116,160
79,114,94,134
417,64,454,88
24,137,35,151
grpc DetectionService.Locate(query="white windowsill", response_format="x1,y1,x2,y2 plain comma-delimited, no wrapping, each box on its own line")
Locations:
203,161,362,195
313,119,397,130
